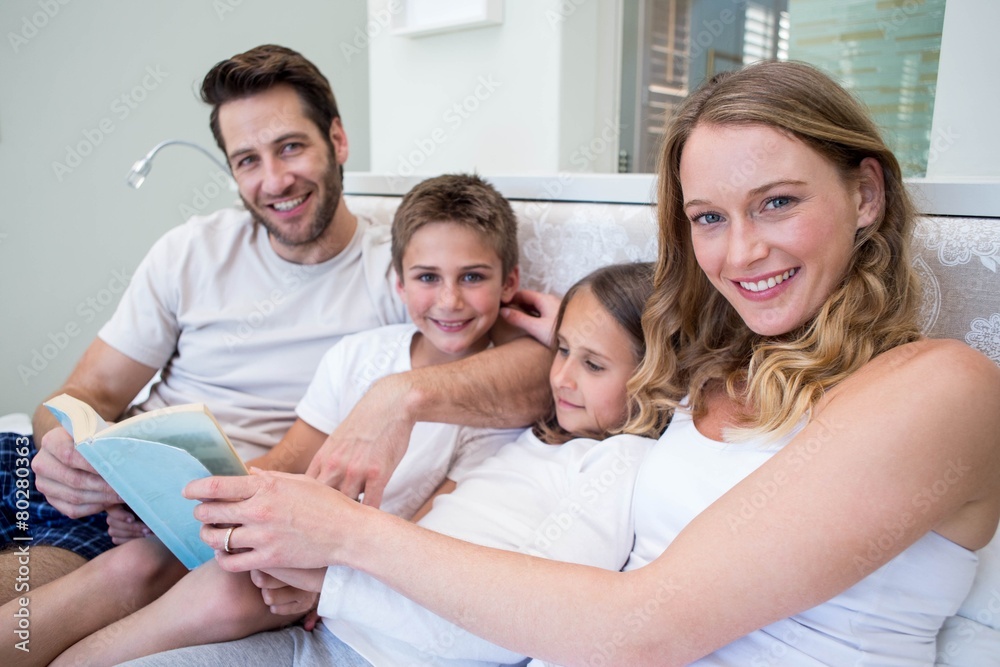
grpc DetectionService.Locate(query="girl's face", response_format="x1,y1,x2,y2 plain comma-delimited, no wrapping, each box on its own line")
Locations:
679,123,882,336
550,288,640,439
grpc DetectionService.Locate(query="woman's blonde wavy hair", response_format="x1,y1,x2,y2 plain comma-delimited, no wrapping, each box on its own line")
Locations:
626,60,923,440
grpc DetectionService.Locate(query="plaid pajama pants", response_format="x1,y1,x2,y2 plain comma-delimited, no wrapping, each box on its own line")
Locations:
0,431,113,560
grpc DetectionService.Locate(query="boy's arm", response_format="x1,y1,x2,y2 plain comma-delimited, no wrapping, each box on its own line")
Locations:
306,336,552,507
249,419,327,473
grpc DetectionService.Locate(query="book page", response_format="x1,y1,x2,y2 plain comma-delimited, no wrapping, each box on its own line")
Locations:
44,394,109,442
102,406,246,475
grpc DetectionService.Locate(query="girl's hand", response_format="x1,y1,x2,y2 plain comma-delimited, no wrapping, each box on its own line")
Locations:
253,566,326,593
250,568,323,617
106,504,150,543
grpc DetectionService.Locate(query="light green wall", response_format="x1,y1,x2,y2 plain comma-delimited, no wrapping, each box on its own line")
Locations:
0,0,369,414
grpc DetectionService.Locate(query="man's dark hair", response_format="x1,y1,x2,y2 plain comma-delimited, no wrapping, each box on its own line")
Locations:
200,44,340,156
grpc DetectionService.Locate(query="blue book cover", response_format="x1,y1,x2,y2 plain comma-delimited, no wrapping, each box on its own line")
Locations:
44,394,247,569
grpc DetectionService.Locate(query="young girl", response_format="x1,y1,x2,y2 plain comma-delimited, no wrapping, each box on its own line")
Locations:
123,262,670,666
313,261,668,666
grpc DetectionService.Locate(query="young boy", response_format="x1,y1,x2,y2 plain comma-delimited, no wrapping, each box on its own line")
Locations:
257,171,523,518
48,173,524,665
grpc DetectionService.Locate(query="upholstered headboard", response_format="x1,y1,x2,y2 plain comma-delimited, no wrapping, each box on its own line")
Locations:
345,191,1000,666
348,195,1000,359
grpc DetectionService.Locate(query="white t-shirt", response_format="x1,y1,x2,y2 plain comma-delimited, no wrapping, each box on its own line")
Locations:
318,430,654,667
99,207,406,460
296,323,522,520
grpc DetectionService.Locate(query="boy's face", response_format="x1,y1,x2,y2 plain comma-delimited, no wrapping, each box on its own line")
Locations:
397,221,518,364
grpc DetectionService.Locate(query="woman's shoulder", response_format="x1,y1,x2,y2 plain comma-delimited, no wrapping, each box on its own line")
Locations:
813,337,1000,466
831,338,1000,403
805,338,1000,550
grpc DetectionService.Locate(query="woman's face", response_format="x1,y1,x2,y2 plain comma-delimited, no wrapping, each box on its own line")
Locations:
679,123,883,336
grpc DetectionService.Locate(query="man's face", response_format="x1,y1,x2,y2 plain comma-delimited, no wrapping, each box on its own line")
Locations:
218,85,349,262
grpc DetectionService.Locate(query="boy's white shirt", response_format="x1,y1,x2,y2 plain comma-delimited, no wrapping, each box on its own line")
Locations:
296,323,521,519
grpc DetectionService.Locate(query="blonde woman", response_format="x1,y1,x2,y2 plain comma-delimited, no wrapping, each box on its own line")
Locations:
146,61,1000,666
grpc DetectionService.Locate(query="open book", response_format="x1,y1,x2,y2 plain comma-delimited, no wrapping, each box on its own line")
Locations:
44,394,247,568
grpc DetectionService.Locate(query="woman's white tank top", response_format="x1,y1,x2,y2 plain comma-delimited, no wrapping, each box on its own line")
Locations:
626,407,978,665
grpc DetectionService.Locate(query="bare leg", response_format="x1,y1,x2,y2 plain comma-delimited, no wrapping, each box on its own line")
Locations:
0,545,86,605
53,558,304,667
0,539,185,667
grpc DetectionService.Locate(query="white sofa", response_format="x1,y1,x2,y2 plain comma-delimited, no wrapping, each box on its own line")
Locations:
346,186,1000,666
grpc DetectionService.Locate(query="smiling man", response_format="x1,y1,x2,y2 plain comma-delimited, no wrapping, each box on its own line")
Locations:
0,45,550,612
216,84,354,264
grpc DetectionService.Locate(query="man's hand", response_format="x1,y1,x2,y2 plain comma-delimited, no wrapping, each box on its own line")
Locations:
28,338,159,520
305,373,415,508
106,504,150,544
32,426,119,518
303,300,555,507
501,289,562,347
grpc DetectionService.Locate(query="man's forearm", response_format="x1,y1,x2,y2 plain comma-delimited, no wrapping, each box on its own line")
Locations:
397,337,551,429
30,386,122,445
30,338,160,446
306,336,552,504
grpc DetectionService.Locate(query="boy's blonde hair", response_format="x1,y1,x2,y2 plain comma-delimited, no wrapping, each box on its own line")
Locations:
391,174,518,277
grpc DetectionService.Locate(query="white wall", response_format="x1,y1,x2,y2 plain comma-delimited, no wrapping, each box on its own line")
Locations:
0,0,370,414
367,0,621,177
557,0,622,173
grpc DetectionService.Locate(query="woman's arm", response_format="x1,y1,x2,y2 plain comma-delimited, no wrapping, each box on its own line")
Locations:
189,339,1000,666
